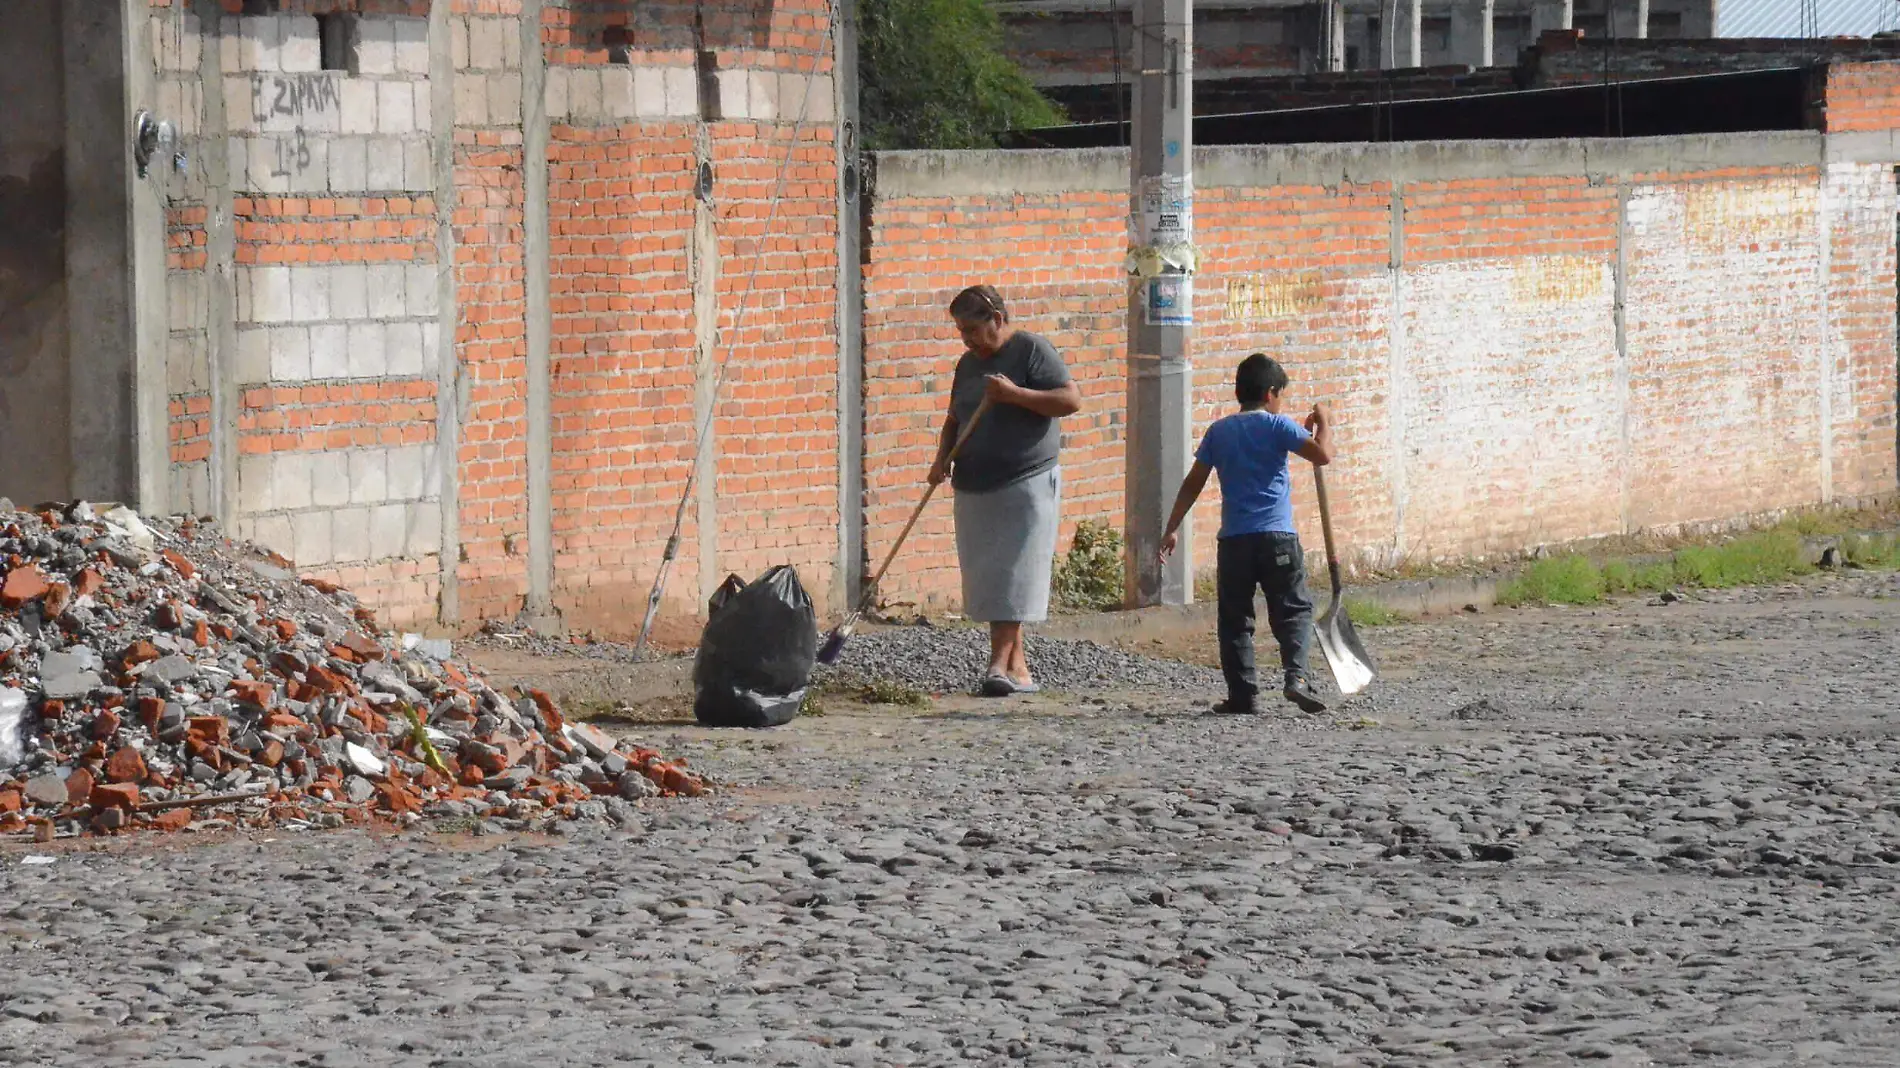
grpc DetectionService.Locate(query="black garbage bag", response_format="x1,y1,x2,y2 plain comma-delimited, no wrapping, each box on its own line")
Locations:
693,565,817,728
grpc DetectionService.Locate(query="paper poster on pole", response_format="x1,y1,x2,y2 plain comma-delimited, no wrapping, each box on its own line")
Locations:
1136,175,1192,245
1145,275,1192,326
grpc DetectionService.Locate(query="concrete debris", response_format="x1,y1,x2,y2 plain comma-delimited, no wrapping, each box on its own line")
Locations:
0,502,707,838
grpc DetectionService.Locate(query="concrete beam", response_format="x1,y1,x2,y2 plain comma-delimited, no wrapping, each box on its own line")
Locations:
873,133,1827,198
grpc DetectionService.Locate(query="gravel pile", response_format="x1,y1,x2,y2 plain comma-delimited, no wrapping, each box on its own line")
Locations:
470,621,676,664
817,624,1224,696
0,500,703,839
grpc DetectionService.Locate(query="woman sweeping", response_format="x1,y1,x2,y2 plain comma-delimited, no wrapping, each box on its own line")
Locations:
928,285,1083,696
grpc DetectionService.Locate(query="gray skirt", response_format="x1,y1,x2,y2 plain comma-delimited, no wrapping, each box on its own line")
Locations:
954,466,1062,624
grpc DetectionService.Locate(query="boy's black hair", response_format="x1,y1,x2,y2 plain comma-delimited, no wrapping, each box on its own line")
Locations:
1236,353,1288,406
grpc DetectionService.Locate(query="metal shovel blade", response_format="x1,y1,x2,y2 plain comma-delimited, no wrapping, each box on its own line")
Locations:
1315,592,1376,696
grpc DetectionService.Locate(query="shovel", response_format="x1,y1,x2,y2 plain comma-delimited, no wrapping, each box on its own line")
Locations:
1312,466,1376,696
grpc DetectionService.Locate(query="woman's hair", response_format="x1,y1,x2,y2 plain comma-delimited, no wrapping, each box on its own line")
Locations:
949,285,1008,323
1236,353,1289,405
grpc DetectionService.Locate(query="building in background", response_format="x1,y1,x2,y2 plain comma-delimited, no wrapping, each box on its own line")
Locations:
1718,0,1900,38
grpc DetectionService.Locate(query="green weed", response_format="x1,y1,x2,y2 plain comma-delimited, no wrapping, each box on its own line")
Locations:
1053,519,1126,611
1344,597,1409,627
1842,532,1900,569
1670,531,1808,589
1498,555,1606,606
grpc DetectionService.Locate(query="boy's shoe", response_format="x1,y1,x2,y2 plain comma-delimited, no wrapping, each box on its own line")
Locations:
1283,676,1327,713
1210,698,1260,716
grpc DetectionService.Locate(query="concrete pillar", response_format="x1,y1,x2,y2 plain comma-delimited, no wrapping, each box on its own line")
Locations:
1320,0,1346,72
1530,0,1574,39
1609,0,1649,37
1450,0,1494,68
520,0,556,631
1396,0,1423,68
1124,0,1194,607
428,0,462,622
64,0,160,507
835,1,865,611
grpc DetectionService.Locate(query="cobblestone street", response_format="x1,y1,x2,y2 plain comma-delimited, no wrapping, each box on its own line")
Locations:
3,573,1899,1066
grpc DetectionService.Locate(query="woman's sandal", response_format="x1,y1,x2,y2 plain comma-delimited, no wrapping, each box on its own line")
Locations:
981,674,1016,697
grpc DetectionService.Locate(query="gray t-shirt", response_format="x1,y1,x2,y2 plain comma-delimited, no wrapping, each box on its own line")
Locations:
948,331,1072,494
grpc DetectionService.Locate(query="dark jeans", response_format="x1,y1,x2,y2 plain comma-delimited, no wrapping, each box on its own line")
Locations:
1216,531,1316,708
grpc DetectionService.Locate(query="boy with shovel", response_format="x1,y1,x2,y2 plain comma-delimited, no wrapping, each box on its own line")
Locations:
1159,353,1333,714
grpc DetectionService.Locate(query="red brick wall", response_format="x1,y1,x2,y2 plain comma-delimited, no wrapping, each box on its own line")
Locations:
542,0,840,632
860,185,1126,611
862,144,1900,612
546,119,702,626
454,2,531,622
1818,62,1900,134
1827,162,1900,498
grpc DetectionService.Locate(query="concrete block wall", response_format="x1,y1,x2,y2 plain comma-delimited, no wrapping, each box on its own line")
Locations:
137,0,842,633
862,132,1900,613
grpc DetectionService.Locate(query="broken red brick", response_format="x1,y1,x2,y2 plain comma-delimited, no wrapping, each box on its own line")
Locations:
300,576,340,595
305,664,352,695
262,711,305,734
65,767,95,808
192,618,210,646
187,715,229,745
0,789,21,814
0,566,49,609
160,549,196,580
122,640,161,668
90,782,139,811
73,568,104,597
155,601,183,629
375,783,421,815
271,618,298,641
231,679,274,710
137,695,165,730
105,746,147,784
150,808,191,832
92,709,121,740
529,690,566,733
337,632,384,661
258,739,285,768
41,582,70,618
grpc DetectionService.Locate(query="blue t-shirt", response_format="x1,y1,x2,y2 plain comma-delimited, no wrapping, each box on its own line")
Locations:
1194,410,1312,538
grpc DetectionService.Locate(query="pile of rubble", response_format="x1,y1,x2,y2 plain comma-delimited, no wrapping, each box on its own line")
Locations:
0,500,705,840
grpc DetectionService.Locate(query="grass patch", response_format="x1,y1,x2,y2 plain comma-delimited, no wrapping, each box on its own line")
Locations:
853,678,931,707
1843,532,1900,569
1670,531,1808,589
1497,554,1606,607
1498,527,1893,607
1052,519,1125,612
1344,597,1409,627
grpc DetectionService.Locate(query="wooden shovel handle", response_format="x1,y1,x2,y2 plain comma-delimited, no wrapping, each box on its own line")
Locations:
1313,465,1345,598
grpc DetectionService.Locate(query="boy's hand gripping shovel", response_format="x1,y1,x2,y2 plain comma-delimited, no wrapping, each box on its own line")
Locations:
1312,466,1376,695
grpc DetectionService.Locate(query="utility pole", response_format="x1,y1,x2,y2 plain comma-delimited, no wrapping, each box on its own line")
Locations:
1124,0,1195,607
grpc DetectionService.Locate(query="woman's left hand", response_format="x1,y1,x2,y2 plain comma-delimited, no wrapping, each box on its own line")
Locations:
983,373,1023,406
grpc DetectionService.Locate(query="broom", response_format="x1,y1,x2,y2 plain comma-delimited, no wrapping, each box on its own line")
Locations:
818,397,993,665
